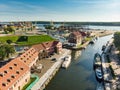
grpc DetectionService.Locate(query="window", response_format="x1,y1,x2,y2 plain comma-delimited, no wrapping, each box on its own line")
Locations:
9,67,13,70
25,79,27,82
7,79,11,82
11,75,15,78
4,70,8,74
2,83,6,86
16,71,20,74
20,68,24,70
0,73,3,77
14,63,17,66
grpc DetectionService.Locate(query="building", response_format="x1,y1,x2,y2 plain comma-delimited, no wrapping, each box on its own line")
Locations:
18,47,39,68
0,59,30,90
68,31,82,46
32,41,62,60
0,40,62,90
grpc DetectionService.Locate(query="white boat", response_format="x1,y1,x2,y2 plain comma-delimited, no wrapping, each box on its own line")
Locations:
62,55,71,69
96,82,104,90
95,67,103,80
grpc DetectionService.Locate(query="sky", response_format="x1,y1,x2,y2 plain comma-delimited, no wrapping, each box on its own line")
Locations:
0,0,120,22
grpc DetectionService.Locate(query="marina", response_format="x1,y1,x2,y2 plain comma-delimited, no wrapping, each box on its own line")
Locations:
45,35,113,90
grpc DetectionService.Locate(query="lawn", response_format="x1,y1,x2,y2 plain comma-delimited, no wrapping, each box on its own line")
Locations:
0,35,55,45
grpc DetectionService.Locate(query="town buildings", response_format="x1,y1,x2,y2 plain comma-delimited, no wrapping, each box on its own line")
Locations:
0,40,62,90
68,31,82,46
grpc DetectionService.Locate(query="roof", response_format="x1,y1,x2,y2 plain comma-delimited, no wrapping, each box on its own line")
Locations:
71,31,82,37
79,31,87,37
18,47,39,67
32,41,59,51
0,59,29,90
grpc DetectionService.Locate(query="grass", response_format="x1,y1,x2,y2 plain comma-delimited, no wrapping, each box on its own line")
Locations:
22,77,36,90
0,35,55,45
77,44,82,48
0,35,19,43
84,37,92,41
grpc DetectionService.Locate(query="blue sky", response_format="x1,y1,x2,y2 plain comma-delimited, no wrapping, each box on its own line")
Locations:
0,0,120,22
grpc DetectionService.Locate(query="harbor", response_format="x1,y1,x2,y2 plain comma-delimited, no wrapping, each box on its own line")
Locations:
45,35,113,90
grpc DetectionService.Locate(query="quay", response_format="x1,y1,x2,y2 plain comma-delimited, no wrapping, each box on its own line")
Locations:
101,39,114,90
31,49,71,90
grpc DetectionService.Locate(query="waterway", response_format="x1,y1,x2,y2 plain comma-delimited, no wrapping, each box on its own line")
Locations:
45,35,113,90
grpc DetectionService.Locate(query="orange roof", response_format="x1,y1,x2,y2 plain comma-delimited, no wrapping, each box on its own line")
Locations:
0,58,29,90
32,41,59,51
71,31,82,36
18,47,39,67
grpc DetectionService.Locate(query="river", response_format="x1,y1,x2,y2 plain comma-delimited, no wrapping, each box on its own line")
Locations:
45,35,113,90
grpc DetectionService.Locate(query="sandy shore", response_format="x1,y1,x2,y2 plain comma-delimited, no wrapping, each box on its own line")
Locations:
90,30,115,37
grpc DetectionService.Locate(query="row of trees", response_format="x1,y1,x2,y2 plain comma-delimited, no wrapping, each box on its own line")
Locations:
0,44,15,60
114,32,120,50
3,26,15,34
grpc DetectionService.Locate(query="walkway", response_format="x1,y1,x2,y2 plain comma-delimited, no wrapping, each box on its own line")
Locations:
101,39,114,90
31,49,70,90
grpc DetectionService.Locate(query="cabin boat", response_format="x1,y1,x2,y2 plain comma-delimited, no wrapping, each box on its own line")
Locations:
96,82,104,90
62,55,71,69
95,66,103,81
94,53,102,68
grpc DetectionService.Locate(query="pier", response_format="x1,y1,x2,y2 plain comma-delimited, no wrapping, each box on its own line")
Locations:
31,49,70,90
101,39,114,90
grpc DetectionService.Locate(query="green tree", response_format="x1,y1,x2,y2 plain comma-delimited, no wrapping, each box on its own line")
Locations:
0,46,6,60
0,44,15,60
114,32,120,50
4,44,15,58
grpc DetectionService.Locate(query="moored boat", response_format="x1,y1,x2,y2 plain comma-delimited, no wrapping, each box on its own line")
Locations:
96,82,104,90
95,67,103,81
62,55,71,69
94,53,102,68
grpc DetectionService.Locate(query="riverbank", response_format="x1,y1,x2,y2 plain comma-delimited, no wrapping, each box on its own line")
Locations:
101,38,120,90
90,30,115,37
31,49,71,90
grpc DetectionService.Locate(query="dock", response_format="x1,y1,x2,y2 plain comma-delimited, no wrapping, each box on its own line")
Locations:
101,39,114,90
31,49,70,90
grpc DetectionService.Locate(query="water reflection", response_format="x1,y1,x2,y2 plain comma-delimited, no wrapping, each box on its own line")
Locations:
45,35,113,90
71,50,82,60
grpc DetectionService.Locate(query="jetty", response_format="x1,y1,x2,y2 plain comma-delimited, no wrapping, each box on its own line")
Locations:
31,49,70,90
101,39,114,90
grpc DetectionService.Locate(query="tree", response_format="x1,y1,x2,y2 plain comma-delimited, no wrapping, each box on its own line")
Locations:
0,46,6,60
6,40,13,44
3,26,16,34
114,32,120,50
4,44,15,58
0,44,15,60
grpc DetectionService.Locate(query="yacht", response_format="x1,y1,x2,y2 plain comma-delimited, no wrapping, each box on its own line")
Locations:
94,53,102,68
62,55,71,69
96,82,104,90
95,67,103,81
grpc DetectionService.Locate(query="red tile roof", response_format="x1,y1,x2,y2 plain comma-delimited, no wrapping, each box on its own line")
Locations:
18,47,39,67
0,58,29,90
32,41,59,52
72,31,82,36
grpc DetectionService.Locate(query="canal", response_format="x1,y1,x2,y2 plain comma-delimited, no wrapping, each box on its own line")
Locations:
45,35,113,90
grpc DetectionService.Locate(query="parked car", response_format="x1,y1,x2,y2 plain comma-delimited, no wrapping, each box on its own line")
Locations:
51,58,57,61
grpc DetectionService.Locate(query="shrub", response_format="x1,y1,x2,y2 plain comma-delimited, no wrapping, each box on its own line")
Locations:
6,40,13,44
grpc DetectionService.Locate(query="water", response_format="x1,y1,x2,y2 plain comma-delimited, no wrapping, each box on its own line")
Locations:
45,35,113,90
36,24,120,31
88,25,120,31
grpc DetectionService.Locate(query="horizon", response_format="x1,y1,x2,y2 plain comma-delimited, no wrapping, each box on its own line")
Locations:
0,0,120,22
